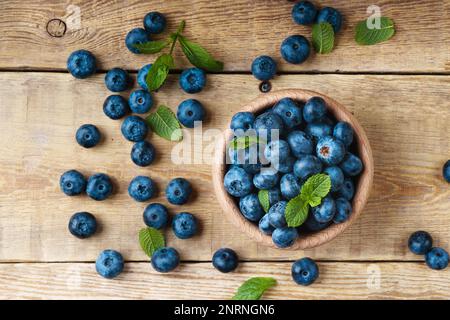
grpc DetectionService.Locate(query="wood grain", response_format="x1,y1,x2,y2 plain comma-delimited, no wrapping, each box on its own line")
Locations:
0,0,448,73
0,72,449,262
0,262,448,299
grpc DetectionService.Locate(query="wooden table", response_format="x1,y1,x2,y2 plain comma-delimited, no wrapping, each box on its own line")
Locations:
0,0,449,300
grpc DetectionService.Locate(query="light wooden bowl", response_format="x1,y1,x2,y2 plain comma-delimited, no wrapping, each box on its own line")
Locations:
212,89,374,250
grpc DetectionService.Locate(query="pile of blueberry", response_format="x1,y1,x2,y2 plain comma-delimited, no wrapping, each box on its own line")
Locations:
408,231,449,270
224,96,363,249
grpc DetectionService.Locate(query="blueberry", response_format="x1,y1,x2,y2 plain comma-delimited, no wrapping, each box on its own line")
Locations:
179,68,206,94
86,173,113,201
143,11,166,34
339,152,363,176
230,112,255,131
280,173,302,200
125,28,150,54
272,98,302,130
172,212,198,239
75,124,101,148
304,214,330,232
274,156,295,174
121,115,148,142
103,95,129,120
291,257,319,286
292,1,317,25
177,99,206,128
293,155,323,180
68,212,97,239
317,136,346,166
143,203,168,229
311,196,336,223
96,250,124,279
137,64,152,91
166,177,192,205
151,247,180,273
228,146,262,174
67,50,96,79
239,194,265,222
264,139,291,164
305,122,333,141
128,176,155,202
131,141,155,167
333,197,352,223
333,121,354,147
287,130,314,158
60,169,86,196
254,111,285,141
425,247,449,270
251,55,277,81
336,178,355,200
324,166,344,192
280,35,310,64
316,7,343,33
212,248,239,273
272,227,298,248
253,169,279,190
259,214,275,235
303,97,327,123
268,201,287,228
105,68,131,92
408,231,433,255
443,160,450,183
129,89,153,114
224,166,253,197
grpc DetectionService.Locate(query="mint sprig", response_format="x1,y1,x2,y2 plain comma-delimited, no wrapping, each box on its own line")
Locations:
312,22,335,54
355,17,395,45
232,277,276,300
178,35,224,72
134,39,170,54
139,227,165,257
285,173,331,227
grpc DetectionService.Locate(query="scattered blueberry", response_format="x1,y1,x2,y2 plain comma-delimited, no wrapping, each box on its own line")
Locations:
443,160,450,183
316,7,343,33
224,166,253,197
137,64,152,91
129,89,153,114
293,155,323,180
316,136,346,166
60,170,86,196
121,115,149,142
96,249,124,279
131,141,156,167
68,212,97,239
86,173,113,201
230,112,255,131
75,124,101,148
151,247,180,273
287,130,314,157
166,178,192,205
303,97,327,123
143,11,166,34
311,196,336,223
212,248,239,273
408,231,433,255
103,95,129,120
172,212,198,239
125,28,151,54
272,227,298,248
67,50,96,79
128,176,155,202
280,35,310,64
259,214,275,235
339,152,363,176
291,257,319,286
239,193,265,222
333,197,352,223
425,247,449,270
333,121,354,147
105,68,131,92
251,55,277,81
143,203,169,229
292,1,317,25
268,201,287,228
280,173,302,200
179,68,206,94
177,99,206,128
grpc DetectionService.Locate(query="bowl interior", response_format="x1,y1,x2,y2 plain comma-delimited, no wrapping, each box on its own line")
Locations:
212,89,374,250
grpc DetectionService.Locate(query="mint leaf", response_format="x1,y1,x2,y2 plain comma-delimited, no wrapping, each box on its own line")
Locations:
285,195,309,227
232,277,276,300
146,53,174,91
258,190,270,213
229,135,262,151
355,17,395,45
178,35,224,72
312,22,335,54
134,39,170,54
139,227,165,257
146,105,183,141
300,173,331,206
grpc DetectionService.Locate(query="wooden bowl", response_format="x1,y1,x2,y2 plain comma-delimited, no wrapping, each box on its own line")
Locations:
212,89,374,250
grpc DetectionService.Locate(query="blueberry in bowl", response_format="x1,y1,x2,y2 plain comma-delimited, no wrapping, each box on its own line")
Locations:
212,89,373,250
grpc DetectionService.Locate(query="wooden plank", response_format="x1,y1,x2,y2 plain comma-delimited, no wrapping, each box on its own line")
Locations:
0,73,449,262
0,0,448,73
0,262,448,299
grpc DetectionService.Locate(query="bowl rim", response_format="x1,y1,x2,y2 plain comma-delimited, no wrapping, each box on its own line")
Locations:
211,89,374,250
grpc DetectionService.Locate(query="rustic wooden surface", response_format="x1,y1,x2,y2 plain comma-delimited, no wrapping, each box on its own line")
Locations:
0,0,449,299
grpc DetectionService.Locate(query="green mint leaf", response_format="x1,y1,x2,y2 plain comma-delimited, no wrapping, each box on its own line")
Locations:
300,173,331,207
178,35,224,72
145,53,174,91
232,277,276,300
133,39,170,54
355,17,395,45
139,227,165,257
146,105,183,142
258,190,270,213
285,195,309,227
229,135,264,151
312,22,335,54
